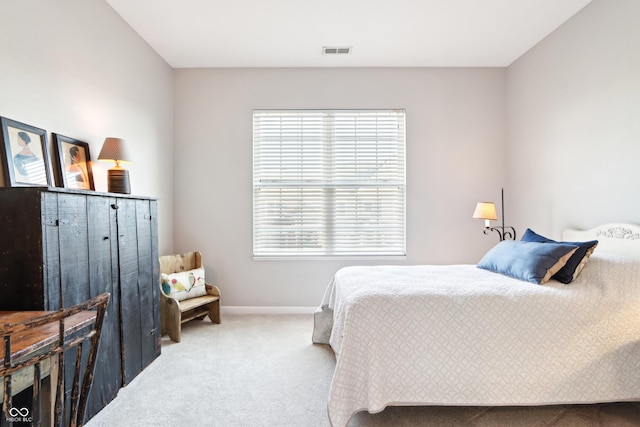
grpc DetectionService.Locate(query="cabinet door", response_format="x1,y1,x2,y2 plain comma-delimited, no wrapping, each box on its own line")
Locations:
54,193,122,420
117,198,161,385
54,193,92,417
84,196,122,418
115,198,143,384
135,199,161,368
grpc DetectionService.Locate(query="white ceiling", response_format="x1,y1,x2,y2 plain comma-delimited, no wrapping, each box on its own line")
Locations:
105,0,592,69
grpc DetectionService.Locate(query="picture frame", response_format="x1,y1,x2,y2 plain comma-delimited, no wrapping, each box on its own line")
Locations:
53,133,95,190
0,116,53,187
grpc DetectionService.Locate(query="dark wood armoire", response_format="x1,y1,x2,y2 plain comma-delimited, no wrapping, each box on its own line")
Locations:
0,187,161,421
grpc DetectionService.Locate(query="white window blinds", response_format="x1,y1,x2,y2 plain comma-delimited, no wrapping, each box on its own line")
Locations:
253,110,406,257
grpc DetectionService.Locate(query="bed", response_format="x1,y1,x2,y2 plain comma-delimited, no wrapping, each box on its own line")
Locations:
312,223,640,427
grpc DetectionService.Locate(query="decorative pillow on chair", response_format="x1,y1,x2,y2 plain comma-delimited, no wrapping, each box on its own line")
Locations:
521,228,598,284
161,267,207,301
477,240,579,284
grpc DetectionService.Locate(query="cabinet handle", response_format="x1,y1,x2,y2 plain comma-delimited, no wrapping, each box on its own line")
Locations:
103,236,110,240
111,204,119,210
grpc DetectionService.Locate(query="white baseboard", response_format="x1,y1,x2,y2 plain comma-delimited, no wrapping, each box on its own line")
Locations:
221,306,317,315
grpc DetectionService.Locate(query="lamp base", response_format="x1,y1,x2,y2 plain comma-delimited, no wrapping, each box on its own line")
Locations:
107,168,131,194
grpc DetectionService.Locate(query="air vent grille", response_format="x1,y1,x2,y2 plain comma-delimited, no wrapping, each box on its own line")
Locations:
322,46,352,55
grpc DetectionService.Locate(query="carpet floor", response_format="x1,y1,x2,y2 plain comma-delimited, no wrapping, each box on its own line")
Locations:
85,314,640,427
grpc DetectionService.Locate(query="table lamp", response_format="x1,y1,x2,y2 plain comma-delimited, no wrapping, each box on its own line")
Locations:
98,137,132,194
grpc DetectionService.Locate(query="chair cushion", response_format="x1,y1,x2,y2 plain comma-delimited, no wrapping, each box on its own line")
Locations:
161,267,207,301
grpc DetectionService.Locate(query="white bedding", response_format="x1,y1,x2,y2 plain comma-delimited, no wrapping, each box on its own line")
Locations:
313,253,640,427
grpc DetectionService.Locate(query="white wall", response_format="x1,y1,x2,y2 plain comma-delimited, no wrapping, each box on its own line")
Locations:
174,68,507,306
507,0,640,239
0,0,174,254
9,0,630,308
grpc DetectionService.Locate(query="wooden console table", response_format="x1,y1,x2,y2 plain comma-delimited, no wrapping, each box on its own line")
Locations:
0,310,97,424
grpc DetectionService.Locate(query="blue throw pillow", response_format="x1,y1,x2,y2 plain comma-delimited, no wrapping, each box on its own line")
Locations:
521,228,598,284
477,240,579,284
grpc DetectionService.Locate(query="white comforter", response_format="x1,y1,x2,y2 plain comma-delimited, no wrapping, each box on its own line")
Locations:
313,253,640,427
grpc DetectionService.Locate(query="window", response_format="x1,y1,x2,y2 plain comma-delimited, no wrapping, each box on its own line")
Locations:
253,110,406,257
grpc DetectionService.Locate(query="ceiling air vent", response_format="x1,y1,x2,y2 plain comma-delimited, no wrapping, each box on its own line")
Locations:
322,46,352,55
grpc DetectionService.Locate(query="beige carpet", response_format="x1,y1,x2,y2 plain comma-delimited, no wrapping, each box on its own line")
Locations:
86,314,640,427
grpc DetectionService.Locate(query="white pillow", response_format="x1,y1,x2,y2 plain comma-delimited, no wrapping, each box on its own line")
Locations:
161,267,207,301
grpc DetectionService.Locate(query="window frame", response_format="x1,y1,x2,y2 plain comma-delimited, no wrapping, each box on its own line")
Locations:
252,109,406,259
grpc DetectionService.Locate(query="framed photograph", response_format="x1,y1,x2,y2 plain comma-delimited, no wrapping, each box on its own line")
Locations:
53,133,95,190
0,117,53,187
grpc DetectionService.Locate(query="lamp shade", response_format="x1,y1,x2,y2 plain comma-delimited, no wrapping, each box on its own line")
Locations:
472,202,497,220
98,137,132,164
